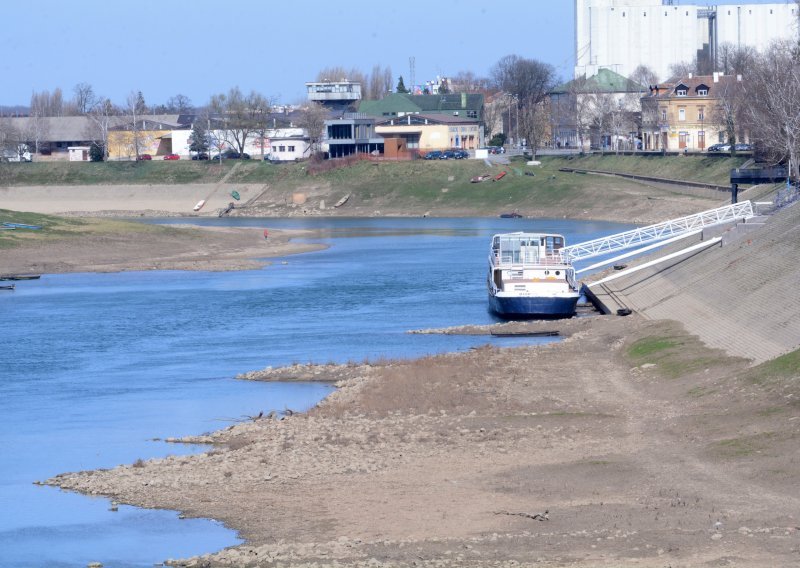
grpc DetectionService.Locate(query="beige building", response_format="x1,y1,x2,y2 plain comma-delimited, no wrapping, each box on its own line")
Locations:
375,113,482,153
641,73,741,152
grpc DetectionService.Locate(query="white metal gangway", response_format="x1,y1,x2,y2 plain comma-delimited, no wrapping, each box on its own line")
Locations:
561,201,755,263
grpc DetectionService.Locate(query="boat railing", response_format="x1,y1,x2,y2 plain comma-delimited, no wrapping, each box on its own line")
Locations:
493,252,569,267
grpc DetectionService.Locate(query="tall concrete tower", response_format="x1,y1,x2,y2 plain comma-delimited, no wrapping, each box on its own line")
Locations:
575,0,798,82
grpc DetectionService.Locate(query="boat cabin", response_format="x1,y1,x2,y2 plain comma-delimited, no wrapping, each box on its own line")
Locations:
491,233,566,266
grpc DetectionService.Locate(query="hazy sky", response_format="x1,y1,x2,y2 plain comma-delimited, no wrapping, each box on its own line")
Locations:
0,0,787,108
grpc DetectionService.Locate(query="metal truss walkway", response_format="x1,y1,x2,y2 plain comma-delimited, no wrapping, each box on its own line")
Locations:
562,201,755,262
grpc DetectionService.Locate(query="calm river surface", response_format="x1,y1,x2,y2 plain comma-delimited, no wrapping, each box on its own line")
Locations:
0,217,633,567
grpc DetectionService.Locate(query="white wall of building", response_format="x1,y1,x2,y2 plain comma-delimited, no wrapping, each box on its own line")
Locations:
170,127,309,159
715,4,797,53
575,0,797,82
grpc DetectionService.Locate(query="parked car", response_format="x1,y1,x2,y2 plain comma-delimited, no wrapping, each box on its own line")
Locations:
707,143,731,153
136,154,152,161
452,149,469,159
734,143,753,152
439,150,456,160
191,152,209,160
487,146,505,154
217,150,250,160
163,153,180,160
424,150,443,160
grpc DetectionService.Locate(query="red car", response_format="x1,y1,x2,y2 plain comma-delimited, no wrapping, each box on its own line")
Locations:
163,154,180,160
136,154,152,161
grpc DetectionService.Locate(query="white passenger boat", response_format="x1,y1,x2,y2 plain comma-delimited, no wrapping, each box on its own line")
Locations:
487,232,580,318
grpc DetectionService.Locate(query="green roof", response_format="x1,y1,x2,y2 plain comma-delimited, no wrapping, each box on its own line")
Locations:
358,93,484,117
552,68,646,94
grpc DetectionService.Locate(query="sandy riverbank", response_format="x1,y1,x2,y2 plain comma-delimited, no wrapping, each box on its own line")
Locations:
48,315,800,567
0,222,326,275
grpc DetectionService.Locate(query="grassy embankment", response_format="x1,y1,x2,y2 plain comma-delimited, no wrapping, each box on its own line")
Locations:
0,154,751,217
626,324,800,466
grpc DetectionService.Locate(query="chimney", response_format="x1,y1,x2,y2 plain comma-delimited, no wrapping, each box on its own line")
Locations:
461,92,467,109
689,72,693,79
737,74,742,82
713,72,719,83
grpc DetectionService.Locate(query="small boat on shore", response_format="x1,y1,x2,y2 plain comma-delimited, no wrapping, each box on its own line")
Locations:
492,171,507,182
499,211,523,219
0,274,41,281
487,231,580,318
0,284,15,291
471,174,491,183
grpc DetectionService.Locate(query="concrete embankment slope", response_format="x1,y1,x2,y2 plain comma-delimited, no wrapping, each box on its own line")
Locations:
588,201,800,364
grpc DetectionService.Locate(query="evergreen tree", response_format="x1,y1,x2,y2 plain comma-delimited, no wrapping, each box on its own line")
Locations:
396,75,408,94
89,142,104,162
189,121,210,154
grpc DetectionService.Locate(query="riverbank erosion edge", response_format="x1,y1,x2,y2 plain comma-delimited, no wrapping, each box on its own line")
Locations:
47,314,800,567
0,221,327,274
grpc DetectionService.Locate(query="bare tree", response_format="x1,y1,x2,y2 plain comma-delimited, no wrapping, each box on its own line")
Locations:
667,60,697,81
717,43,757,77
73,82,97,115
367,65,383,100
382,66,393,95
518,98,552,156
712,76,746,154
482,95,503,140
586,92,617,154
86,97,117,160
124,90,148,160
744,40,800,179
209,87,270,155
566,76,593,151
30,89,64,117
164,94,193,113
629,65,659,88
491,54,556,157
26,94,51,153
297,102,329,156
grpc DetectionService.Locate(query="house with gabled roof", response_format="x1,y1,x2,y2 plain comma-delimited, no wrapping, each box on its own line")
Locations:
550,68,646,150
640,72,743,152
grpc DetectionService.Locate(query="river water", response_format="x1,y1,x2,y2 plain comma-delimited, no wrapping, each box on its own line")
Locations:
0,217,633,567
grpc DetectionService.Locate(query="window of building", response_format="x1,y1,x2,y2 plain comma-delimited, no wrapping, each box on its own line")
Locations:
679,108,686,121
697,88,708,96
661,109,667,122
698,108,705,120
677,88,687,96
278,145,286,152
288,145,295,152
467,110,477,118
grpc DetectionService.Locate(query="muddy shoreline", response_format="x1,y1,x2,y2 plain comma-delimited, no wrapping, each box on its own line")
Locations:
46,315,800,567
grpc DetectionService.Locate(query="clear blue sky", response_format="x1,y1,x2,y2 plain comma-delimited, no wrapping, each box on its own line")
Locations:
0,0,786,108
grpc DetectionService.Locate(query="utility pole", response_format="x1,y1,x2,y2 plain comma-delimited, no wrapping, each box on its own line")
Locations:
409,56,416,94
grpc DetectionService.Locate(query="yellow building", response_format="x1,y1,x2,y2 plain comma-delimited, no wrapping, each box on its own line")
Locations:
641,73,743,152
375,113,482,153
107,129,172,160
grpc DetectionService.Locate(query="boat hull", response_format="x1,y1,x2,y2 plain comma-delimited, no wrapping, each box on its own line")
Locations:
489,293,579,318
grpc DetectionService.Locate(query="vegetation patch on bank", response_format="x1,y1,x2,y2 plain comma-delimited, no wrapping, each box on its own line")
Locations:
544,154,750,186
0,208,184,249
